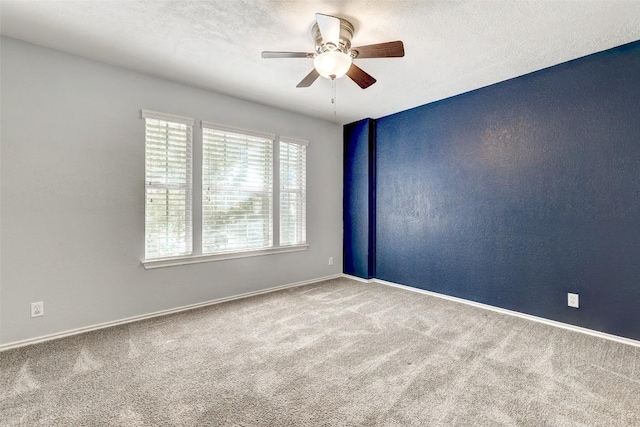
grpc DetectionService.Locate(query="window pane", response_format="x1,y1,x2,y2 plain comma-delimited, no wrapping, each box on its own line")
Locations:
280,140,306,245
145,117,193,259
202,127,273,253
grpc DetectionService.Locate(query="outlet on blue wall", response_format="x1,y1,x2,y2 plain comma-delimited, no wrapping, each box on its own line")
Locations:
345,41,640,341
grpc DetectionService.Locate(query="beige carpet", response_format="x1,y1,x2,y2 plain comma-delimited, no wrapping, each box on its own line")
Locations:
1,277,639,426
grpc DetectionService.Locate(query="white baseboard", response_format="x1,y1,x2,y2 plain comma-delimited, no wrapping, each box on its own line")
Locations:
0,274,342,352
342,274,373,283
6,273,636,351
343,274,640,348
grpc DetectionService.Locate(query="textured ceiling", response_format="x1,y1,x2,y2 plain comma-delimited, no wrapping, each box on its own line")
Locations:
2,1,640,124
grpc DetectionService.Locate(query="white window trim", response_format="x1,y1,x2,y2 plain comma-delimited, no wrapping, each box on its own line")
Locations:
141,109,194,126
201,120,276,140
201,121,275,254
143,110,194,260
279,136,309,147
142,244,309,269
279,136,308,246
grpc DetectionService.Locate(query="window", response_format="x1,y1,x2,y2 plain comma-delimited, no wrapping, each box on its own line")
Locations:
143,110,194,259
202,123,274,254
142,111,307,268
280,138,307,246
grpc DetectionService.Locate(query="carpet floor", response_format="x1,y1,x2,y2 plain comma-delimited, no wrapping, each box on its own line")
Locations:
1,277,639,426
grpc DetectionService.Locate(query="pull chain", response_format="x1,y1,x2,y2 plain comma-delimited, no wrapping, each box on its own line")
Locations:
331,79,337,118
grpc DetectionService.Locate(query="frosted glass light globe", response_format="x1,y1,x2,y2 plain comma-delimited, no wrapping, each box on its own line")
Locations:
313,51,352,79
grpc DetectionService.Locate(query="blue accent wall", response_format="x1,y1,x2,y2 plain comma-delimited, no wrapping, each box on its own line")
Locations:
344,119,376,278
345,41,640,341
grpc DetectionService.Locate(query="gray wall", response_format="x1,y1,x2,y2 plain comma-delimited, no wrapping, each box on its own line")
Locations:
0,37,343,345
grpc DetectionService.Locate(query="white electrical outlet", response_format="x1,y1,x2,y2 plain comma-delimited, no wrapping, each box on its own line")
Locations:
31,301,44,317
567,293,579,309
329,257,334,266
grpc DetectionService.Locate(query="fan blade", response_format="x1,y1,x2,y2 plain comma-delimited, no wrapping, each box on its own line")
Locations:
346,64,376,89
296,69,320,88
351,41,405,58
262,51,314,59
316,13,341,46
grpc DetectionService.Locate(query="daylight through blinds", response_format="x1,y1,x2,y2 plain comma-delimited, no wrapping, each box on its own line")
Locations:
280,138,307,246
202,125,274,254
144,114,193,259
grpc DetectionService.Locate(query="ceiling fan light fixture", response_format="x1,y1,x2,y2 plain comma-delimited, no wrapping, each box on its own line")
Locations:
313,51,352,80
262,13,403,89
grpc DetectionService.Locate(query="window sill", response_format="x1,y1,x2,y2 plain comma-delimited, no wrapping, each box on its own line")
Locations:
142,244,309,269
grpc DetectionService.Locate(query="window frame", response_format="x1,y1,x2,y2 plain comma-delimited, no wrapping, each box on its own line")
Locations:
142,109,194,261
201,122,275,255
142,113,308,269
279,136,308,247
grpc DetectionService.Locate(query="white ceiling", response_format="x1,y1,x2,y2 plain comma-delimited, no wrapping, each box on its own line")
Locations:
2,1,640,124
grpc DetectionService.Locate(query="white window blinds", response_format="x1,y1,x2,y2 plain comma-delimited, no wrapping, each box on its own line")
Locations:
202,122,274,254
280,137,307,246
143,110,193,259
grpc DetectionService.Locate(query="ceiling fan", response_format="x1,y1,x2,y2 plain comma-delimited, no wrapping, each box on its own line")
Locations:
262,13,404,89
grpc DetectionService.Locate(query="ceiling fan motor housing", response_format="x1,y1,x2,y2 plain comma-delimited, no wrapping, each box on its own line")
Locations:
312,18,355,54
